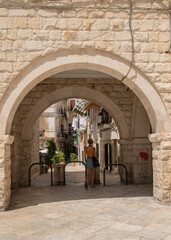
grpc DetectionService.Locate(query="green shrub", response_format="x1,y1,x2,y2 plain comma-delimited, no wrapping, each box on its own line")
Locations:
52,151,65,164
45,138,57,166
70,153,78,162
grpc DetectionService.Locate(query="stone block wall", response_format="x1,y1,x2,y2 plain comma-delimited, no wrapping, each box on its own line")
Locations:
0,0,171,208
11,118,40,187
0,135,14,210
150,133,171,203
0,0,170,103
30,120,40,180
11,77,151,187
119,138,152,184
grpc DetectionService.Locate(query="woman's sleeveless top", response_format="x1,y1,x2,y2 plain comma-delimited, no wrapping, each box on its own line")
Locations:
85,147,94,157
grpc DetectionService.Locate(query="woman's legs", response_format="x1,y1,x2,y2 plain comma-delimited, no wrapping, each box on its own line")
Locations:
86,168,90,184
91,168,95,186
86,168,95,187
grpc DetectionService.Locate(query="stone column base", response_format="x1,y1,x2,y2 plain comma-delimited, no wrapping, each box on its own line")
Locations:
0,135,14,210
149,133,171,204
153,187,171,204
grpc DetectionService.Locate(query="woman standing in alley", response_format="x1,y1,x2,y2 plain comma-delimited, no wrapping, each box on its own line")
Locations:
84,139,96,188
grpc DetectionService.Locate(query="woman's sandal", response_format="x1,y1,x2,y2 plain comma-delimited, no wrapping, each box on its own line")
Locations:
85,182,88,189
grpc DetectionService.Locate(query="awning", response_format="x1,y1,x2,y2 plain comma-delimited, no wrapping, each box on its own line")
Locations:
84,102,100,110
73,99,87,116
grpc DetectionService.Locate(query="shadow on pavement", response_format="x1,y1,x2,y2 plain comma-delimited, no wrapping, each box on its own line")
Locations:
9,168,153,211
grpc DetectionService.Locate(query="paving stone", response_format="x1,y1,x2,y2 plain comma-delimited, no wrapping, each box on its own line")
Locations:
0,166,171,239
164,236,171,240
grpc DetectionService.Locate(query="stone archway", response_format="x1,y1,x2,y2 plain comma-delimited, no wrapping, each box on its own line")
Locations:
22,86,129,140
0,48,171,209
0,49,170,135
9,75,152,188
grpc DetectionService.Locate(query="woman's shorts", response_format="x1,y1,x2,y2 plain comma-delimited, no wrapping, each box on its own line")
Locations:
86,157,94,168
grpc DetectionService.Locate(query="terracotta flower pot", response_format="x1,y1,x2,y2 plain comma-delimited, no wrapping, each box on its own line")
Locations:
72,162,75,167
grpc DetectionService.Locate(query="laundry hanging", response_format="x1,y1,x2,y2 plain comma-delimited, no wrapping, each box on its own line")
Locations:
72,117,78,131
73,99,87,116
79,116,87,130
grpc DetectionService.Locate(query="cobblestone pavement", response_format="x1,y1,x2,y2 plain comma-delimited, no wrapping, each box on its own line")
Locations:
1,164,171,240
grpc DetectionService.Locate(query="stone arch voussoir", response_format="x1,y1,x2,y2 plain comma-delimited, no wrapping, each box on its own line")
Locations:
0,48,170,136
21,86,129,140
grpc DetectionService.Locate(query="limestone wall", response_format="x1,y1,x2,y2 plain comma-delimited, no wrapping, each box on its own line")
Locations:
119,138,152,184
0,0,170,110
11,118,40,187
30,120,40,180
10,78,152,186
0,135,14,210
0,0,171,208
150,133,171,203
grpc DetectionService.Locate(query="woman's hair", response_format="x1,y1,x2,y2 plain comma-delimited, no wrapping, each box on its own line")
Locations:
88,139,93,144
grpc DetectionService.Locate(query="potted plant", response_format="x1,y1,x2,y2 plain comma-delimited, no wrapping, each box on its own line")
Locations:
52,151,65,164
45,138,57,172
70,153,78,167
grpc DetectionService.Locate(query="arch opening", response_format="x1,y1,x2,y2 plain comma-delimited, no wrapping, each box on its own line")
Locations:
1,48,170,206
10,70,153,190
22,86,129,140
38,97,120,188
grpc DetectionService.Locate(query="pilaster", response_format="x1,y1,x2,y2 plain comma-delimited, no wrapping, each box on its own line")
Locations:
149,133,171,204
0,135,14,210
